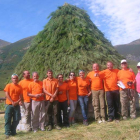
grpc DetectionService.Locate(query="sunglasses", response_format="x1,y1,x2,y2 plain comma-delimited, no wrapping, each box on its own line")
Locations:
137,66,140,68
70,74,75,76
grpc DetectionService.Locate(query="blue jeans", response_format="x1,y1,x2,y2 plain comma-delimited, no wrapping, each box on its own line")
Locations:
78,96,88,120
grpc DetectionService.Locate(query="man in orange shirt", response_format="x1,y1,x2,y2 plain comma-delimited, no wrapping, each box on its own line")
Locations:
4,74,22,138
117,60,136,119
87,63,105,123
18,71,33,131
28,72,45,132
96,62,120,122
43,70,61,131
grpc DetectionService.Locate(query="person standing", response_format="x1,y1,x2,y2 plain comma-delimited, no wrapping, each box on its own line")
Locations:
18,71,33,131
67,72,78,125
96,62,120,122
43,70,61,131
4,74,22,138
57,74,70,127
28,72,45,132
77,70,91,126
135,62,140,96
117,60,136,119
87,63,105,123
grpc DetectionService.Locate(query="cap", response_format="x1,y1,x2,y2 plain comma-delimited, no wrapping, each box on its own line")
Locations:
121,59,127,64
137,62,140,67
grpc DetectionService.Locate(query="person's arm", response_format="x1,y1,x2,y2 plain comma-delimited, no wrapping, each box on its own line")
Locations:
43,88,53,97
5,92,14,105
14,93,22,106
87,85,91,97
52,87,58,98
27,92,40,98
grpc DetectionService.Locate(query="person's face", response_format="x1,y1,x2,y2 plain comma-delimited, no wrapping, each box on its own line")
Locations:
58,75,63,82
69,73,75,80
47,72,53,79
23,71,30,79
12,76,18,84
137,66,140,71
107,62,113,70
33,73,39,82
121,62,128,69
79,71,85,78
93,64,99,72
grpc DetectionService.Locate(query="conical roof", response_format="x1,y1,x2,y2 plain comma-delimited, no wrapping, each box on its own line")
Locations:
15,4,122,79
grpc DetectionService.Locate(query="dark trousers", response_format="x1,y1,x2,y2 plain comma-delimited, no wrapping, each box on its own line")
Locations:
47,100,58,126
106,90,120,120
78,95,88,120
58,100,69,126
5,105,21,135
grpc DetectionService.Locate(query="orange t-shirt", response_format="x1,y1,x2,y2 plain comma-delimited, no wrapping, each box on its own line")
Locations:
58,82,69,102
77,77,90,96
87,71,103,90
117,69,135,90
67,80,77,100
99,69,119,92
28,81,44,101
4,83,22,105
19,79,33,102
43,78,58,101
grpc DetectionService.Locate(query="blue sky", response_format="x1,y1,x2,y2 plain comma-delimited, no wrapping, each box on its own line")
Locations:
0,0,140,45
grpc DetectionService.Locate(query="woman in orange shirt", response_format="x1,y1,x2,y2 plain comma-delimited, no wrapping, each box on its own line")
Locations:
67,72,78,125
57,74,70,127
77,70,91,126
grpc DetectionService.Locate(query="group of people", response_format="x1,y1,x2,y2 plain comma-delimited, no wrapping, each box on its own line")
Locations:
3,59,140,138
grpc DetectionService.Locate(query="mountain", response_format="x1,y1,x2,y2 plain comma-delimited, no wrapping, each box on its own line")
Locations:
0,36,35,89
14,3,122,81
115,38,140,62
0,39,11,48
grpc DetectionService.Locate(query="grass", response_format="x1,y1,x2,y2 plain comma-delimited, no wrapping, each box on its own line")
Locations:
0,115,140,140
0,91,5,98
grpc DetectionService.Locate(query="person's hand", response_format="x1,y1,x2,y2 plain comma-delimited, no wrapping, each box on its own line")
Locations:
87,92,91,97
50,97,54,102
35,94,40,98
52,94,56,98
129,68,133,72
19,101,22,106
12,101,16,106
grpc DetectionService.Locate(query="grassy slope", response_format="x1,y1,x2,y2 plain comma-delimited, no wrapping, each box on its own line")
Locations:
0,36,35,90
0,115,140,140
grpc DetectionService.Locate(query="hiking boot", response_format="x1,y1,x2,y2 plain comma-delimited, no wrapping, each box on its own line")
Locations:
47,125,52,131
83,120,88,126
98,119,102,124
107,118,113,122
131,116,136,119
5,135,10,139
54,125,61,130
115,119,120,123
122,116,127,120
102,118,106,123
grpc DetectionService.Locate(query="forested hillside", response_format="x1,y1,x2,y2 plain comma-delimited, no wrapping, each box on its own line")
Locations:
0,36,35,89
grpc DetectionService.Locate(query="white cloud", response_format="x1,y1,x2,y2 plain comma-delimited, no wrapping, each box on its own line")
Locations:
83,0,140,45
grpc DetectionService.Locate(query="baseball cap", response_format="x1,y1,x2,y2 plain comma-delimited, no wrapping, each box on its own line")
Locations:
137,62,140,67
121,59,127,64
